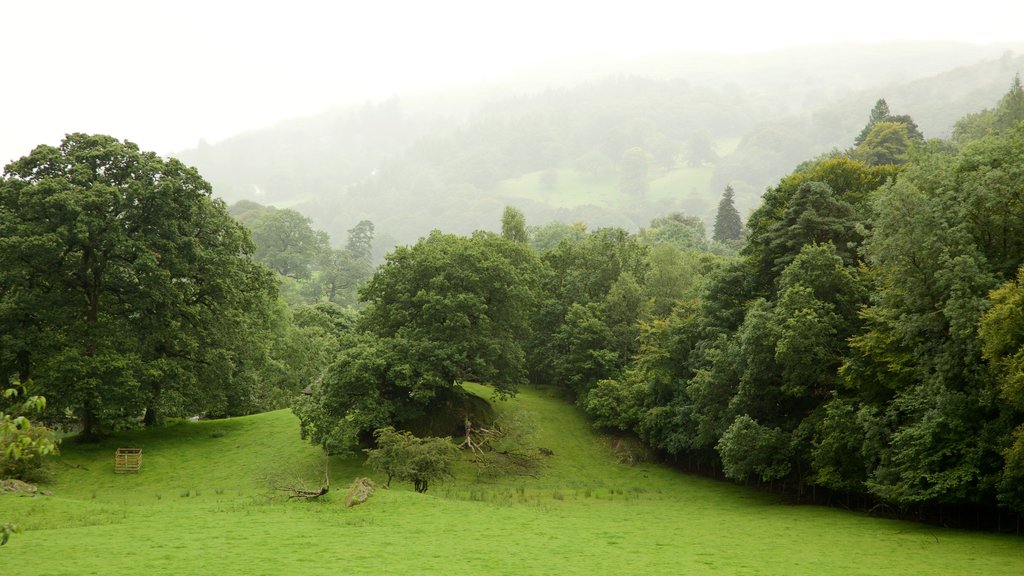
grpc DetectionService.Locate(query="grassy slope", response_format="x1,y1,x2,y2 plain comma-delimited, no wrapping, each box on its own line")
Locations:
2,386,1023,575
494,166,716,221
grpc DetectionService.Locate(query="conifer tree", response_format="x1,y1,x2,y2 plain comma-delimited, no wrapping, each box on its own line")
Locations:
712,186,743,242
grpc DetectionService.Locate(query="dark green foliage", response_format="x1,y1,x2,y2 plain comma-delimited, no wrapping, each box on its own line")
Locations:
552,303,619,396
717,415,792,482
529,227,648,390
563,96,1024,520
980,266,1024,511
360,231,539,392
751,181,860,291
0,134,278,437
296,231,536,454
712,186,743,243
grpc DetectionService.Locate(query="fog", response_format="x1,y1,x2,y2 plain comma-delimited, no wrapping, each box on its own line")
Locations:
3,0,1023,166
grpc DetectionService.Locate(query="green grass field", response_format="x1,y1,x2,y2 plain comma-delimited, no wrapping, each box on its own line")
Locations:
495,166,716,219
3,385,1022,575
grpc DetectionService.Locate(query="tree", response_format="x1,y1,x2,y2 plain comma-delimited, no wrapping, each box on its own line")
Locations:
712,186,743,242
529,228,649,387
360,231,539,393
297,231,539,454
619,147,649,198
527,221,587,252
642,213,708,252
315,248,368,305
501,206,528,244
250,208,329,279
345,220,375,263
0,134,278,437
854,99,923,147
993,73,1024,133
751,181,860,290
854,99,891,146
979,265,1024,512
717,415,792,482
853,121,915,166
364,427,459,493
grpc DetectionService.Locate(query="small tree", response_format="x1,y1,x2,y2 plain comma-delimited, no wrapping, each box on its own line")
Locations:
712,186,743,243
1,386,58,546
501,206,528,244
365,427,459,493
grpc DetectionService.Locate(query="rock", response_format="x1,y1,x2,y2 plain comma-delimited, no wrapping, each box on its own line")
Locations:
1,479,39,494
344,477,376,507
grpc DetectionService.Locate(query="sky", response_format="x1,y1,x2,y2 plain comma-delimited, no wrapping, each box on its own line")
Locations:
2,0,1024,166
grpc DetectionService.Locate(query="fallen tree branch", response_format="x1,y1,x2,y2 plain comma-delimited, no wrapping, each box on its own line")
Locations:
271,461,330,500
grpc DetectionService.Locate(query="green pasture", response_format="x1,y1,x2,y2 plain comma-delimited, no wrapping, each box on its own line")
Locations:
2,385,1022,575
494,166,715,217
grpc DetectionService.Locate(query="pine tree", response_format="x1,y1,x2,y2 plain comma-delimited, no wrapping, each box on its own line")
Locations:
855,99,891,146
713,186,743,242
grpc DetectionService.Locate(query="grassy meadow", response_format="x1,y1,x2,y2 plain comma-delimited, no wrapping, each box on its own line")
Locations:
494,166,716,220
2,385,1022,575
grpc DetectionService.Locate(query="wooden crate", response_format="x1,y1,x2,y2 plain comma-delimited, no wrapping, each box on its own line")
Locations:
114,448,142,473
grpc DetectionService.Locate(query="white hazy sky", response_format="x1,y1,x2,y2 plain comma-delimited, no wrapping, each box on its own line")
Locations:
2,0,1023,165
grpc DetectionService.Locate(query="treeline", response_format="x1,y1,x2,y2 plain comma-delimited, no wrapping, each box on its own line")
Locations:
543,78,1024,523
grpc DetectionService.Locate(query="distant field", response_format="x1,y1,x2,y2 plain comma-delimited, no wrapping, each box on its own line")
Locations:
3,385,1022,575
495,166,717,221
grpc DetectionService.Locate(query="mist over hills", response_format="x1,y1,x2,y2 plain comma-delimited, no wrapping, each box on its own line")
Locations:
172,43,1024,250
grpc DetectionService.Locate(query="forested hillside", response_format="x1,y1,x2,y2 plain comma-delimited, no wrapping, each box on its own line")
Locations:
174,47,1024,254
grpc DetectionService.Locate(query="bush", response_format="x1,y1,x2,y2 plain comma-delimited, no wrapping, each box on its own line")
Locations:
1,387,58,482
364,427,459,493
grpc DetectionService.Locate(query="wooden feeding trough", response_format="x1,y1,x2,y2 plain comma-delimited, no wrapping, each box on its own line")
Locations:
114,448,143,473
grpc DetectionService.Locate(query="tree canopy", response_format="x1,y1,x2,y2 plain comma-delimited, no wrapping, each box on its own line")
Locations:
0,134,278,436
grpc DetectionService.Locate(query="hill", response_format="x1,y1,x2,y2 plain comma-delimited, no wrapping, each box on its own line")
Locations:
171,45,1024,250
3,386,1022,575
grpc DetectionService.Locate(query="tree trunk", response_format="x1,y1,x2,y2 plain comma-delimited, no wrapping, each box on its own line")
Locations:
80,403,99,442
144,382,161,427
16,349,31,385
143,406,159,427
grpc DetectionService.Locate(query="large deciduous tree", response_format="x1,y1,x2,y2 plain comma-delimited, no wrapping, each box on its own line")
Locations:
250,208,329,279
296,231,539,453
0,134,277,437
